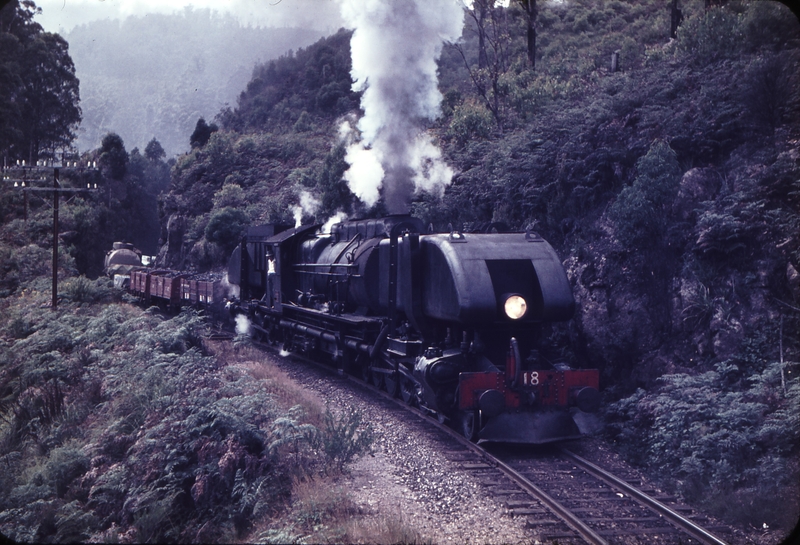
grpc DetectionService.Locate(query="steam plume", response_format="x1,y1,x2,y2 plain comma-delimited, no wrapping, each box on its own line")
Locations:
292,189,321,227
235,314,251,336
339,0,463,213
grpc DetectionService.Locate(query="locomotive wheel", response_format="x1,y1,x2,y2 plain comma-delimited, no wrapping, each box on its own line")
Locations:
400,377,418,407
458,410,479,442
384,372,399,398
370,369,385,390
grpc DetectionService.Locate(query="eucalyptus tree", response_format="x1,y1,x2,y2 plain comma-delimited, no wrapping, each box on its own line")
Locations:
0,0,81,163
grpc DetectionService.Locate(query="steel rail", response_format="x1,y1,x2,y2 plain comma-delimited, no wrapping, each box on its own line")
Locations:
481,450,609,545
561,448,729,545
250,341,608,545
239,337,725,545
341,369,609,545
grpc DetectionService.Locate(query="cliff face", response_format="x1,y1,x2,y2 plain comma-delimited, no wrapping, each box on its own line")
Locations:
567,158,798,387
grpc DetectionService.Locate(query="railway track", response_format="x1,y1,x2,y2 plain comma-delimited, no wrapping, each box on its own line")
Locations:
220,333,733,545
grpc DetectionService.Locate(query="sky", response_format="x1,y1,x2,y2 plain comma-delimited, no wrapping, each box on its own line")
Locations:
33,0,346,34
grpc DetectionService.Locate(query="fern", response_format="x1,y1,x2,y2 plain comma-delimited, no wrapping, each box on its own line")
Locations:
54,500,100,542
316,407,375,472
256,527,308,544
269,405,319,465
606,356,800,528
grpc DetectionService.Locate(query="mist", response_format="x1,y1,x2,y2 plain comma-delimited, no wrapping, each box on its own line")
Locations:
35,0,345,34
30,0,345,157
60,9,324,156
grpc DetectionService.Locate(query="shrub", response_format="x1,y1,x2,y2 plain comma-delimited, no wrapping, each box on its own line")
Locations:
675,7,745,66
316,407,375,473
742,0,800,52
742,52,800,135
212,183,246,210
693,211,754,257
605,358,800,530
61,276,113,304
610,140,681,247
205,207,249,251
293,111,313,133
447,100,493,145
45,445,89,498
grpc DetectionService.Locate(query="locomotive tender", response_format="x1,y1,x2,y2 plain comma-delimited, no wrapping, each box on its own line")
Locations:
227,215,600,443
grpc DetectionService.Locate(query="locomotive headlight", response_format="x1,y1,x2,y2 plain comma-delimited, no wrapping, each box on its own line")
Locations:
504,295,527,320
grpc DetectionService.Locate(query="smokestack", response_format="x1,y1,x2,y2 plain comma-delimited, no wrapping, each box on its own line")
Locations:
339,0,463,213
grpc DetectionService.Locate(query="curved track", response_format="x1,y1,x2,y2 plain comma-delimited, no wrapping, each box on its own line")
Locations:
235,334,732,545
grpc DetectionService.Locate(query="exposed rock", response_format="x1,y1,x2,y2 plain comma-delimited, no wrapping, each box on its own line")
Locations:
788,262,800,302
709,308,744,360
672,168,721,222
567,248,666,378
158,213,187,269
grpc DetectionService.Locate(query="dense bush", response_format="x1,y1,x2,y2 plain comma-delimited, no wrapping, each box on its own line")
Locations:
675,7,746,66
606,356,800,529
447,100,494,145
610,140,681,247
220,29,360,133
205,207,249,252
0,296,374,542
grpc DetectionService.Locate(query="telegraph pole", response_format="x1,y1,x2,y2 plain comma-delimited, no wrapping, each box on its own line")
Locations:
2,157,98,310
53,168,59,309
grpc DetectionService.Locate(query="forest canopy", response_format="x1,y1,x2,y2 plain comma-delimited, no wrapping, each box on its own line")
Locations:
0,0,81,163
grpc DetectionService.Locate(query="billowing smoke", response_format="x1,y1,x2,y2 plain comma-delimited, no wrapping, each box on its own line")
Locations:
292,189,321,227
339,0,463,213
321,211,349,233
234,314,251,336
222,272,240,300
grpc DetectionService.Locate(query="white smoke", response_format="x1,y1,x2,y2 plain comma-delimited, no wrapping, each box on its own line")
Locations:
222,272,240,300
321,211,350,234
292,189,322,227
339,0,463,213
235,314,251,336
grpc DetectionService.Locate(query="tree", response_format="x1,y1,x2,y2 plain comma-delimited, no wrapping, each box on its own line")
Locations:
19,31,81,162
515,0,537,69
99,132,128,180
144,137,166,161
205,207,248,252
455,0,514,130
0,0,81,163
189,117,217,149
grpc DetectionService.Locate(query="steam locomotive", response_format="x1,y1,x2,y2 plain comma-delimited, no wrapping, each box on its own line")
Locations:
224,215,600,444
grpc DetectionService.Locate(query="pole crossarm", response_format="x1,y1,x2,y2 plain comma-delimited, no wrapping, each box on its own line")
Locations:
1,164,99,310
22,187,97,193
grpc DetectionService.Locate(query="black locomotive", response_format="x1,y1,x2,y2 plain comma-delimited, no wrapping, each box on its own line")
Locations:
226,215,599,443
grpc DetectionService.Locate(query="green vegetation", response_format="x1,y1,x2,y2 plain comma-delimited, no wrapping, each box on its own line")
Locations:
609,140,682,247
606,355,800,529
0,0,81,164
156,0,799,534
0,292,375,542
1,0,798,539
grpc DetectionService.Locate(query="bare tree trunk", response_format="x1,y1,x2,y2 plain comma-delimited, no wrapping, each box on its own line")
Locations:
518,0,537,69
472,0,490,69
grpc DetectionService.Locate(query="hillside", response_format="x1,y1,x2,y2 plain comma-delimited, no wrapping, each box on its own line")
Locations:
157,0,800,532
64,9,324,157
0,0,798,541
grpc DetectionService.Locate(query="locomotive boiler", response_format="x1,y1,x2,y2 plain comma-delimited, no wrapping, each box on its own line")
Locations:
227,215,599,443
